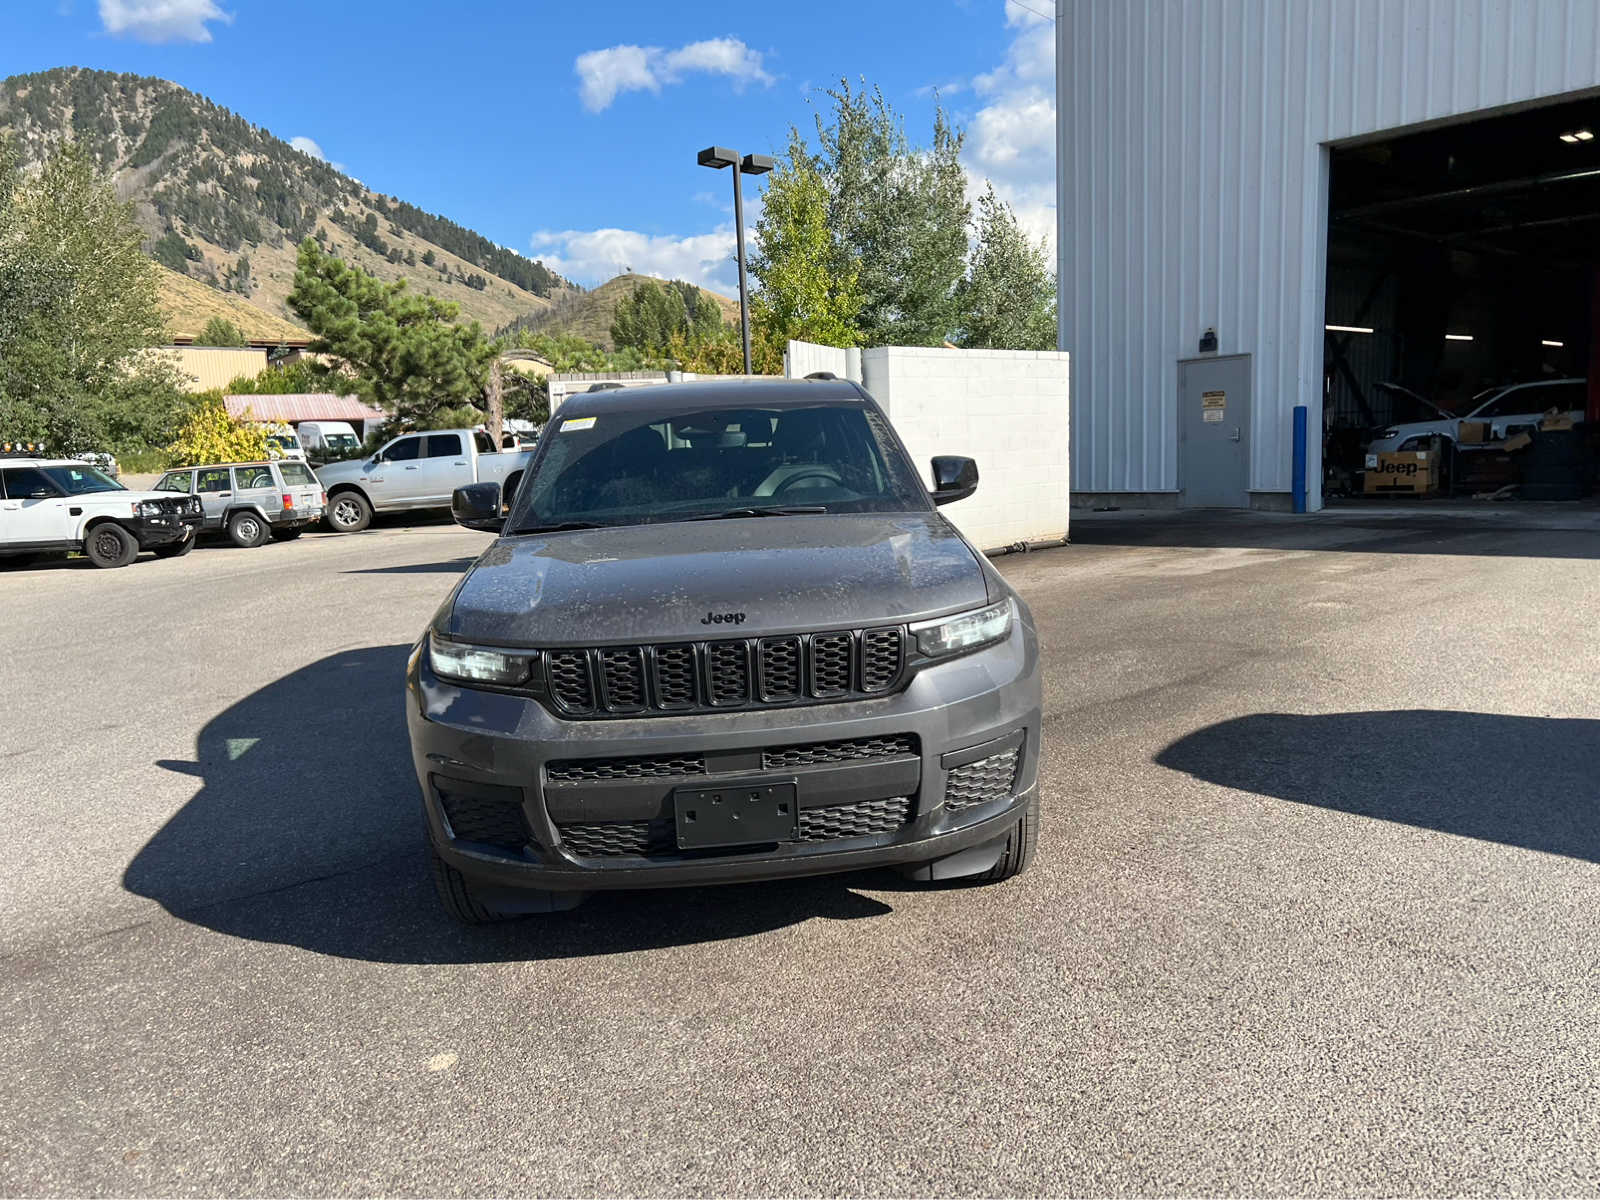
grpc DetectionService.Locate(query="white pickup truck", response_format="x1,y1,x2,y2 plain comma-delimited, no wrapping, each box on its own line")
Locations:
315,428,534,532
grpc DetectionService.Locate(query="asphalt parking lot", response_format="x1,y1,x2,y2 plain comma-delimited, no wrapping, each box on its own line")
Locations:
3,510,1599,1196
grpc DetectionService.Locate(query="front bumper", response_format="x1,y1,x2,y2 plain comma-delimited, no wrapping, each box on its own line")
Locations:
129,512,202,548
405,611,1042,894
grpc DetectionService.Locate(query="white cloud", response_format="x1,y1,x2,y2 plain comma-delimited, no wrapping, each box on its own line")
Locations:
289,136,325,161
98,0,231,43
964,0,1056,251
575,37,773,112
530,225,748,296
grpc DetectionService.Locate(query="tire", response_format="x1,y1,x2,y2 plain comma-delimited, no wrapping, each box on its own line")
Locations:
326,491,371,533
969,792,1039,883
226,510,269,548
271,527,304,541
896,792,1040,885
428,847,515,925
152,535,195,559
83,522,139,569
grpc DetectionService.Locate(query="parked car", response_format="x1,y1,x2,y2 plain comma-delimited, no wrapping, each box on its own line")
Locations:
315,428,534,533
409,378,1042,923
296,421,363,461
261,424,307,461
1367,378,1587,453
1,456,201,568
152,459,326,547
73,450,121,479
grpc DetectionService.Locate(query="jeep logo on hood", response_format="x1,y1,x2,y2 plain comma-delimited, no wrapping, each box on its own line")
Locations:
701,610,747,626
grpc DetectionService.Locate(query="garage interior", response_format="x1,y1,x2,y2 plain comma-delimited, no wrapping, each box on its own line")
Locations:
1323,93,1600,502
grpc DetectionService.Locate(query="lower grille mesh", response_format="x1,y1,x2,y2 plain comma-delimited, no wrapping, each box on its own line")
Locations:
557,796,914,859
795,796,912,841
944,746,1020,812
559,818,675,857
438,787,527,851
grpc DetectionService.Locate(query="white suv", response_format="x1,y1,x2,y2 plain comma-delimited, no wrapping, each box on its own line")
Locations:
1367,378,1587,453
0,456,203,568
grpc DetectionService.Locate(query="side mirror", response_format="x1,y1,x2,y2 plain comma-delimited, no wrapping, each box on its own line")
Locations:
452,482,505,532
930,456,979,505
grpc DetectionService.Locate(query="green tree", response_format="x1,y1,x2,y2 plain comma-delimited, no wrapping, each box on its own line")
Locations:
0,138,169,452
814,80,970,346
287,238,496,429
199,316,247,346
223,358,332,395
611,279,689,350
750,128,863,349
955,185,1057,351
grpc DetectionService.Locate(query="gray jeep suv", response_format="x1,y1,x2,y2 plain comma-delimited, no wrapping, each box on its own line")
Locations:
407,378,1042,922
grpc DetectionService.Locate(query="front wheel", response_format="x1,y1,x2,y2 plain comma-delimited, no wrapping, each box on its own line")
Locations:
897,793,1039,885
84,523,139,568
326,491,371,533
226,510,269,548
428,847,515,925
969,793,1038,883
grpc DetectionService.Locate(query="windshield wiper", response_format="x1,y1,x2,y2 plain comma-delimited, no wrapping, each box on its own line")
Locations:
689,506,827,521
515,520,608,534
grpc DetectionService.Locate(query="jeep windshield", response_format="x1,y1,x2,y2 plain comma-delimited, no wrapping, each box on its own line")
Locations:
507,402,930,532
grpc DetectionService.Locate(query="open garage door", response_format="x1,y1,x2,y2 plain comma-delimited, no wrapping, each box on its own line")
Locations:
1324,95,1600,504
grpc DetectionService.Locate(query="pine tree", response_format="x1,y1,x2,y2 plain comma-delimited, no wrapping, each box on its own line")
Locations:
199,316,247,347
287,239,496,430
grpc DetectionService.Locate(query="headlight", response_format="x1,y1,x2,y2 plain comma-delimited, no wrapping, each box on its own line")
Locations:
137,500,161,517
1379,428,1399,440
427,633,536,685
910,599,1014,658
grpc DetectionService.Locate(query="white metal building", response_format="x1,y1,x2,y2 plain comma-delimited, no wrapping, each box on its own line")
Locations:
1056,0,1600,510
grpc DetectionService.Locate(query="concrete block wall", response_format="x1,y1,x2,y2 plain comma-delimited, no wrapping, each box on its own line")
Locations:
785,341,1071,552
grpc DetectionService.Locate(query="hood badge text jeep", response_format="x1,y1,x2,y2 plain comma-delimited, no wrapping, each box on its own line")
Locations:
701,611,747,626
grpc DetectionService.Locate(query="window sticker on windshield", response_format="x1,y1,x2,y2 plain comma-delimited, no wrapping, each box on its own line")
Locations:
561,417,597,431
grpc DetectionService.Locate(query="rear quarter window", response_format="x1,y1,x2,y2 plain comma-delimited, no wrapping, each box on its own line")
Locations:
278,462,317,486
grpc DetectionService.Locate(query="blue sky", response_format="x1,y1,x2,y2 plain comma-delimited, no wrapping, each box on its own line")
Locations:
6,1,1056,295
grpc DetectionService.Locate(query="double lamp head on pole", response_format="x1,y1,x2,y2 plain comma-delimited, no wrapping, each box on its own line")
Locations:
697,146,774,376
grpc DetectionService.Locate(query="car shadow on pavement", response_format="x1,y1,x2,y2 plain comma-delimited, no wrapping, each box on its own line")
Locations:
123,645,894,964
344,556,479,575
1156,710,1600,862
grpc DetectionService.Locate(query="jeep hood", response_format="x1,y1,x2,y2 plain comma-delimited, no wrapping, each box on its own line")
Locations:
446,512,989,645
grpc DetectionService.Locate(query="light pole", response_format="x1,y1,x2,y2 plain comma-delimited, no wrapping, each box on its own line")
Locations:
697,145,773,374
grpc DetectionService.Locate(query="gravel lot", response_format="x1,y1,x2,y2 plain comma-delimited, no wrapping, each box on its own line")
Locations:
2,510,1598,1197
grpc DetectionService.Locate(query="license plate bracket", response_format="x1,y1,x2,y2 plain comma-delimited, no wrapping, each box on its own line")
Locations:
674,778,798,849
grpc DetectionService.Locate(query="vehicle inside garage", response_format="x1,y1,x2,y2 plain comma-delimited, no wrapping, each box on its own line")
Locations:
1323,94,1600,502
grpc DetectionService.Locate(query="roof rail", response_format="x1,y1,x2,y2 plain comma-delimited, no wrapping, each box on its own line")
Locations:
585,381,627,393
803,371,838,381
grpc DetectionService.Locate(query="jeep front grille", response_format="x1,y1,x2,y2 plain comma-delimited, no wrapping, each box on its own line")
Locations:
542,627,907,718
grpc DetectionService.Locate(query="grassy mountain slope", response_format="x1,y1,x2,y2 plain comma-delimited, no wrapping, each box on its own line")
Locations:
0,67,575,334
499,272,742,349
156,263,306,343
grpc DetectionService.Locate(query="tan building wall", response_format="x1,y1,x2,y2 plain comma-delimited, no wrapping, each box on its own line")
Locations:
160,346,270,393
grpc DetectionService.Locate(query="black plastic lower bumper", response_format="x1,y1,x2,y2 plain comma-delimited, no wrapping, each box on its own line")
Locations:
129,513,202,548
